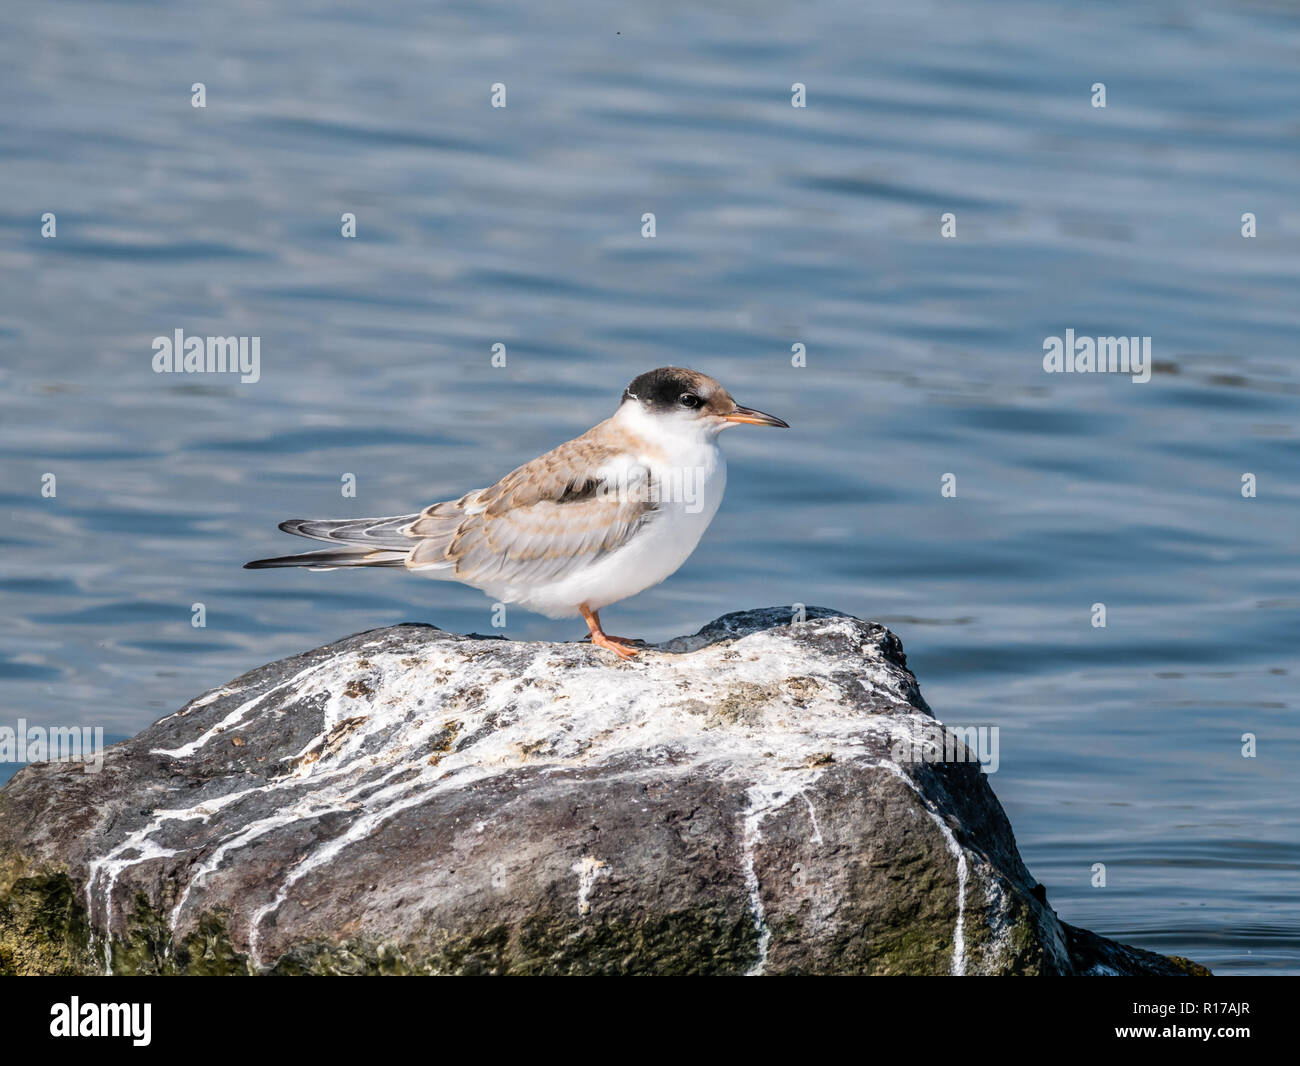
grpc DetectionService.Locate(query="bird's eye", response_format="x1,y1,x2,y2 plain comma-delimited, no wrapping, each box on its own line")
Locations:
679,393,700,409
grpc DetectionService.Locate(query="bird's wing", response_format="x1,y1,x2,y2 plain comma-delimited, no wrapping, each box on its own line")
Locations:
405,423,657,586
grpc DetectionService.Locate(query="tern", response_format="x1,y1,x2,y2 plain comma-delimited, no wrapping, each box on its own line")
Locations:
245,367,788,659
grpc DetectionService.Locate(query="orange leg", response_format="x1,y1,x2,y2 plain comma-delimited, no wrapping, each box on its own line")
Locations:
579,604,641,660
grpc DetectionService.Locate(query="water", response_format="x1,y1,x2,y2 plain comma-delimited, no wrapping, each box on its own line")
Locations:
2,0,1297,974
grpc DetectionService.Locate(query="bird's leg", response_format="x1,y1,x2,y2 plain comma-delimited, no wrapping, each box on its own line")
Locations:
579,604,641,659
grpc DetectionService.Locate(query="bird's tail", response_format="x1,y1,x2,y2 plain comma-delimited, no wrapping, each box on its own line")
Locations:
244,513,423,571
243,547,410,571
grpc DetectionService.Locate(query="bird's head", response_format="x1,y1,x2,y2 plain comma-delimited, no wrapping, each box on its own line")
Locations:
618,366,788,440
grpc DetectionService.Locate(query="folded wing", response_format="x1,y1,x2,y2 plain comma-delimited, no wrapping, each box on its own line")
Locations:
406,427,656,586
247,422,656,586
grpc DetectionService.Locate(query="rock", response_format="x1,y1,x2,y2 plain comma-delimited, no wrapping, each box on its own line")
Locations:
0,607,1209,976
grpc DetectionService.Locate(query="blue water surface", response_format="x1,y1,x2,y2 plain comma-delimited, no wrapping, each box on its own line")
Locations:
1,0,1297,974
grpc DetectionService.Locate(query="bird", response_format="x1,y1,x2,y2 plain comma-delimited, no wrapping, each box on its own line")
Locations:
244,367,788,659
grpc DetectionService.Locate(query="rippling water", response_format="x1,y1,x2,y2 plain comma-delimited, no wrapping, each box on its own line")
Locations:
2,0,1298,974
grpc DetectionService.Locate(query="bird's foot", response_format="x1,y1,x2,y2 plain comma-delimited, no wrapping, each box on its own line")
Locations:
589,632,640,659
577,605,643,660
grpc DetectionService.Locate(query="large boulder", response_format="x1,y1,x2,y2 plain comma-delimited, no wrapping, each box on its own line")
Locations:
0,607,1209,975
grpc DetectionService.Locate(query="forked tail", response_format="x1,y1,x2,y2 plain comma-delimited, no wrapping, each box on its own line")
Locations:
244,514,421,571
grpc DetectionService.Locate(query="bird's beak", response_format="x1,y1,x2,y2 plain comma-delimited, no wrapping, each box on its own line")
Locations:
723,404,789,428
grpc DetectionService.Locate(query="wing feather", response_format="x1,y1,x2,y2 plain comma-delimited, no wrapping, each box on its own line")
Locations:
405,422,655,585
